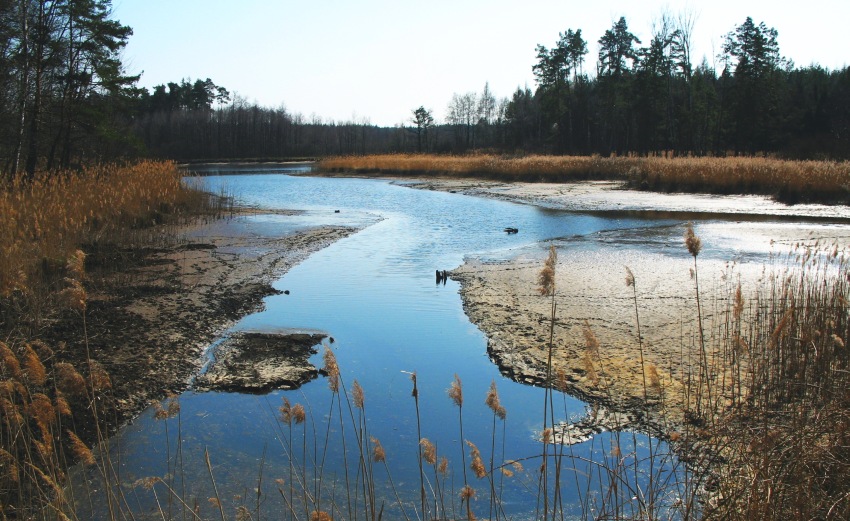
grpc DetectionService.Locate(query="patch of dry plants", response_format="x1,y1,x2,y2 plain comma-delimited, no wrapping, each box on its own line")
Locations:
320,153,850,204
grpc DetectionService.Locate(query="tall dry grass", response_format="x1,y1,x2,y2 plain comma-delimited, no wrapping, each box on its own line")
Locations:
46,233,848,520
319,154,850,204
0,161,226,518
0,161,226,329
684,238,850,520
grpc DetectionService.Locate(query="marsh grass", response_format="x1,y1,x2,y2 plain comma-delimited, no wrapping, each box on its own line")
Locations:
685,239,850,520
0,161,227,331
319,154,850,205
0,161,228,518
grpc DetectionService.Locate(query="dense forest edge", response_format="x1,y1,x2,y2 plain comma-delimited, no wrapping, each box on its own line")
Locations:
1,4,850,172
1,0,849,519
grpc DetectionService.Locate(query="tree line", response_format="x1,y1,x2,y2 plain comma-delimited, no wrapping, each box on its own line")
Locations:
126,13,850,160
0,0,137,177
2,3,849,175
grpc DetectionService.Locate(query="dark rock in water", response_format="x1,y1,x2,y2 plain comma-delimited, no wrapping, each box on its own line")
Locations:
334,210,340,213
436,269,443,283
194,332,326,393
504,227,519,234
283,290,290,295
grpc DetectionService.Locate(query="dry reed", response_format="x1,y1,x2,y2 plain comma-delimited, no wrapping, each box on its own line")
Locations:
319,154,850,204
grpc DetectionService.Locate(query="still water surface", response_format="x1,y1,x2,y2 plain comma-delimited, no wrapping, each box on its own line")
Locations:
73,164,821,519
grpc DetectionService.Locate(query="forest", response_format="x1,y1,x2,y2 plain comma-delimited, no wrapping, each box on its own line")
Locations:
1,2,849,174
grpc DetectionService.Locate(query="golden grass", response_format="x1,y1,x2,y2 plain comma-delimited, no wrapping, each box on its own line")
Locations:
319,154,850,204
0,160,217,301
0,161,222,518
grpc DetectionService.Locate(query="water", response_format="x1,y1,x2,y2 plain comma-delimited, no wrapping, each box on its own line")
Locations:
72,164,832,520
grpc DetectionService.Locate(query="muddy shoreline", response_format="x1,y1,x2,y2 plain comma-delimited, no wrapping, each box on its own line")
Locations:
45,213,358,428
57,174,848,438
376,176,850,432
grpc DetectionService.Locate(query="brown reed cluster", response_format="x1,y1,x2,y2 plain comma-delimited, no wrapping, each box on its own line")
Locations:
683,242,850,520
319,153,850,204
0,161,222,316
447,373,463,407
1,338,106,517
485,381,506,420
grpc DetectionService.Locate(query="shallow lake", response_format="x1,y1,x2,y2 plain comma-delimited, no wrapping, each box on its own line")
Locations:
70,164,846,520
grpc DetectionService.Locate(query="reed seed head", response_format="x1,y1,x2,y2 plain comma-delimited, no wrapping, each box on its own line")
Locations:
733,282,744,321
684,223,702,257
448,373,463,407
323,348,340,393
537,245,558,296
467,441,487,479
67,429,95,466
611,445,622,458
0,341,22,379
371,437,386,463
89,360,112,391
438,456,449,475
556,368,569,393
625,266,635,287
409,371,418,398
647,364,662,393
279,397,292,424
460,484,476,501
310,510,332,521
28,393,55,429
0,448,19,483
55,363,87,397
485,380,506,420
23,345,47,387
420,438,437,465
292,403,306,424
55,393,72,417
583,321,600,355
352,380,365,409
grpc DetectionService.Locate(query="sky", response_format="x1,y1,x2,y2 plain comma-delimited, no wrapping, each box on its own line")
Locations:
113,0,849,127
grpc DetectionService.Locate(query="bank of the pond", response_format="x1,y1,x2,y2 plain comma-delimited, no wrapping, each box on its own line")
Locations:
45,211,358,425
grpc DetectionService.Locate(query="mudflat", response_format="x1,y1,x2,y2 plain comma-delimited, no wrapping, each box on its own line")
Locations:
44,212,357,425
396,177,849,428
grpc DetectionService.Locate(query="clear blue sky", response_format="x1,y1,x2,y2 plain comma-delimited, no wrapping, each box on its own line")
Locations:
114,0,849,127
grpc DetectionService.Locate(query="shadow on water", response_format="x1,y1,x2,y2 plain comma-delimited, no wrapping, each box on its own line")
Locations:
70,164,826,519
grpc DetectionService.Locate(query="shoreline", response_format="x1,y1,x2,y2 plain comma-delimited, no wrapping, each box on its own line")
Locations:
65,174,849,435
382,175,850,430
47,211,360,426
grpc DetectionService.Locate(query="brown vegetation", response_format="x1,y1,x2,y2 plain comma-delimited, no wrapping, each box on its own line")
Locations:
1,161,222,318
319,153,850,204
0,161,224,517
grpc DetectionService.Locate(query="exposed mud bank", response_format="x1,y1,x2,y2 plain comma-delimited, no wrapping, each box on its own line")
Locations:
44,215,358,425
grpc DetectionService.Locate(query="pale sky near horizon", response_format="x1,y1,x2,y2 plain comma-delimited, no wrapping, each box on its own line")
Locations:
113,1,849,127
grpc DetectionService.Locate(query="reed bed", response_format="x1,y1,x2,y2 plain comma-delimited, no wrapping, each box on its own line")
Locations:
0,161,226,518
685,239,850,520
0,161,225,324
3,160,848,519
319,154,850,204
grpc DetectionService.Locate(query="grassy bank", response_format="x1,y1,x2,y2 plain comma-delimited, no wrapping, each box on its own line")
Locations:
319,154,850,205
0,161,225,517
